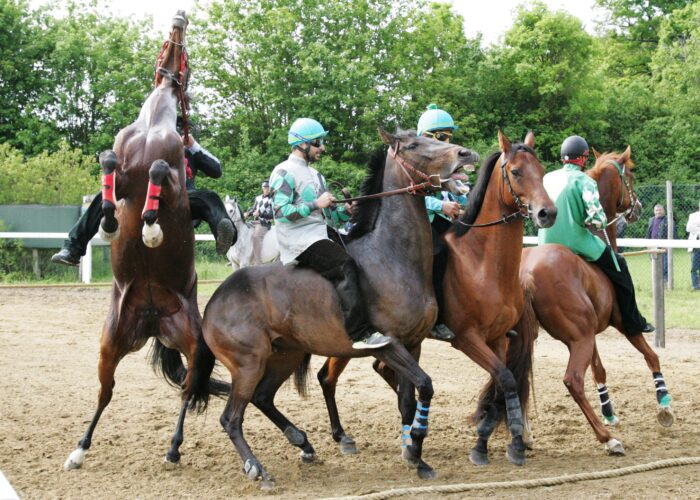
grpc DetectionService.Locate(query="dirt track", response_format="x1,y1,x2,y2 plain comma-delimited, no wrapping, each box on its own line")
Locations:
1,287,699,499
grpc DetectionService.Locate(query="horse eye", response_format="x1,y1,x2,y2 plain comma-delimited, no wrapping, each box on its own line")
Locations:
510,168,522,178
404,143,418,150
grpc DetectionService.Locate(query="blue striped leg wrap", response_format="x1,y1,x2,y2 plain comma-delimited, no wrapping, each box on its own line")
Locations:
505,394,523,436
401,425,412,448
412,401,430,433
653,372,671,406
597,383,615,418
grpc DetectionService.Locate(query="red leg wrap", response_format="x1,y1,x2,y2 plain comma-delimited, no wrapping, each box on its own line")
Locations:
102,172,116,205
141,182,162,218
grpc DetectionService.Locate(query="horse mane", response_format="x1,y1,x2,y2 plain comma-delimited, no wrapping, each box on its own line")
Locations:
588,151,635,181
451,143,535,237
345,147,386,240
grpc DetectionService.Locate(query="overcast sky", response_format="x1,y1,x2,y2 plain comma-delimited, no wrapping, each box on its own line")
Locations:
33,0,604,46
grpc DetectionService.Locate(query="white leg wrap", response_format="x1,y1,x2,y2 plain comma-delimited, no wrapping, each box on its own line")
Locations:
605,438,625,455
64,447,86,470
142,222,163,248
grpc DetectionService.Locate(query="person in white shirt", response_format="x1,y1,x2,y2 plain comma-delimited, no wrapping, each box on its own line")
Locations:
686,201,700,290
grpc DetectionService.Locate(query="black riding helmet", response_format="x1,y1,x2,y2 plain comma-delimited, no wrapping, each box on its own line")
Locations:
561,135,589,161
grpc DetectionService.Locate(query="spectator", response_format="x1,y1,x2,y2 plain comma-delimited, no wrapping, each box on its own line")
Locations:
687,201,700,291
646,204,677,283
616,217,628,252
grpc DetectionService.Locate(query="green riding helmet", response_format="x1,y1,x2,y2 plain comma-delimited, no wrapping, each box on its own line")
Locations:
417,104,457,136
287,118,328,146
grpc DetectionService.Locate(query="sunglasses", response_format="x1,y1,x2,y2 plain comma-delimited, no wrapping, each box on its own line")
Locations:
424,130,453,143
309,138,324,147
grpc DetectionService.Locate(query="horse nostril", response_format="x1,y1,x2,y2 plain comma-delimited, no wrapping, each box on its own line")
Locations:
458,149,470,157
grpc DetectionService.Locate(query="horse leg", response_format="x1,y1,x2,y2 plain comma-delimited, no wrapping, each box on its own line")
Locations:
372,340,436,480
317,357,358,454
65,319,126,470
98,150,120,242
453,334,526,466
564,339,623,455
141,159,171,248
590,342,619,425
626,334,674,427
250,352,317,462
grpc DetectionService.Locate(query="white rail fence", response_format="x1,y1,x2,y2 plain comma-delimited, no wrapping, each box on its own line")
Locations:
2,232,700,348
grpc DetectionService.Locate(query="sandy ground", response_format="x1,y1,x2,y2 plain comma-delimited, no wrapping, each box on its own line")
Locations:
1,287,699,499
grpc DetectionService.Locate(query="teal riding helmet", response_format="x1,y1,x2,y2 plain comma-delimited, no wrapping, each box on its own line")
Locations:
287,118,328,146
417,104,457,136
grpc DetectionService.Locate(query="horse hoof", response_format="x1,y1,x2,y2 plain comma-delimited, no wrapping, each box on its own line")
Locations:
243,459,261,481
299,451,316,464
506,444,526,466
401,447,420,468
163,453,180,468
417,463,437,480
469,448,489,466
99,224,120,242
64,448,86,471
605,438,625,455
142,222,163,248
657,406,674,428
603,415,620,426
339,437,358,455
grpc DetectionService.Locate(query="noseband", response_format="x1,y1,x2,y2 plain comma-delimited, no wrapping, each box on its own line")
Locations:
606,160,640,225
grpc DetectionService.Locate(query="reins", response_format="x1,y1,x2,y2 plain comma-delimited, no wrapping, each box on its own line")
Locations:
597,159,639,227
154,34,190,145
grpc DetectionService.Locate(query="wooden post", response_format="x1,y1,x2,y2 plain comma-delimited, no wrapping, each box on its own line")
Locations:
666,181,674,290
32,249,41,279
652,252,666,348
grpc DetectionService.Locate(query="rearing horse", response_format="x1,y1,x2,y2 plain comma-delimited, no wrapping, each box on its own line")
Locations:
187,129,479,488
515,146,673,456
64,11,226,471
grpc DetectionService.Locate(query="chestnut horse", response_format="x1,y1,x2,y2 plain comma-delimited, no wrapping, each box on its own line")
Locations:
64,11,227,471
187,129,479,488
315,131,556,468
515,147,673,455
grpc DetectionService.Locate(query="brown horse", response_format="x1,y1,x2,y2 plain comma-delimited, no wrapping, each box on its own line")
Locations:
187,129,479,488
515,147,673,455
64,11,227,471
314,131,556,467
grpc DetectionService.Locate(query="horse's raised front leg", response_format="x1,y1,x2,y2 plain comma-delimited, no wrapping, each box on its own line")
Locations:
590,342,620,426
373,340,436,480
625,333,674,427
64,315,127,470
98,150,120,242
141,159,173,248
252,351,317,463
317,357,358,455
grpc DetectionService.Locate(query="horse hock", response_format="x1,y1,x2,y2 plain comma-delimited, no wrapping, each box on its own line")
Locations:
99,150,120,242
141,159,170,248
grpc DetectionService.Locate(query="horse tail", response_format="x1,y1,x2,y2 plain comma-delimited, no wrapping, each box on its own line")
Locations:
293,353,312,398
507,274,538,419
149,338,187,388
187,333,231,413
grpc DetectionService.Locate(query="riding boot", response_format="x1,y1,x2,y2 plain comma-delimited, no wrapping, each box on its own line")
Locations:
52,192,103,265
188,189,237,254
592,247,652,335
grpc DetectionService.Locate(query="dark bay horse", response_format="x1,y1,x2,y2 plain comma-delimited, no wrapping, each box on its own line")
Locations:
64,11,226,471
188,129,479,488
516,147,673,455
440,131,556,467
313,131,555,467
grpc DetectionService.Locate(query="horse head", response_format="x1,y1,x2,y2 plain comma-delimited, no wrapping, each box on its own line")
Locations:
591,146,641,223
377,128,479,196
154,11,189,92
496,130,556,228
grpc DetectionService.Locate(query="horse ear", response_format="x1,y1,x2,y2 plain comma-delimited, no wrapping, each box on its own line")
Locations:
619,145,631,164
498,129,511,155
592,147,601,160
524,130,535,148
378,127,393,145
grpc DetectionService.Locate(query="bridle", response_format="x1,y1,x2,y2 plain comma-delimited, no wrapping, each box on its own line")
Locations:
603,159,640,226
154,32,190,145
454,147,532,228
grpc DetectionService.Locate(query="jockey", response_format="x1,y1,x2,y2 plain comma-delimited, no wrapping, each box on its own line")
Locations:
269,117,391,350
538,134,654,336
51,132,235,266
418,104,467,341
